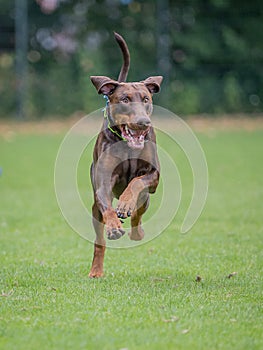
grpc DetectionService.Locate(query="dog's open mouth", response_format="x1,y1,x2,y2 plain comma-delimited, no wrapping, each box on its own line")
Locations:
120,124,149,150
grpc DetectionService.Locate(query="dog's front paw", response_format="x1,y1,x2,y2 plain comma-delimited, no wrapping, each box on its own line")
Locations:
116,197,136,219
106,226,125,240
103,209,125,240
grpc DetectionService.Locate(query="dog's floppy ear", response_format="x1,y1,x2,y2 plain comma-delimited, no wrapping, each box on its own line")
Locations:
90,76,119,95
142,76,163,94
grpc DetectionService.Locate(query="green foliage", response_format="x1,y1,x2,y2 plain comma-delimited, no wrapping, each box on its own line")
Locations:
0,55,16,116
1,0,263,117
223,73,243,112
0,127,263,349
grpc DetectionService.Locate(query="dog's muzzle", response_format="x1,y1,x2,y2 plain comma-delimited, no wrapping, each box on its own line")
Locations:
120,122,151,150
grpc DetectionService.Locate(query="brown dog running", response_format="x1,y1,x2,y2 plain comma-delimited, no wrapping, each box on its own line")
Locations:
89,32,163,278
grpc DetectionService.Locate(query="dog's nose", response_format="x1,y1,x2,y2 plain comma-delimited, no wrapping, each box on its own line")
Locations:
136,117,151,129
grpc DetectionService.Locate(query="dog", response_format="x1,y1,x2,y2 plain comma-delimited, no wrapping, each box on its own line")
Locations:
89,32,163,277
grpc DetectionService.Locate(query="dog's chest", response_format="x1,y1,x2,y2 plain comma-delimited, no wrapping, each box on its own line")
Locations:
112,158,151,197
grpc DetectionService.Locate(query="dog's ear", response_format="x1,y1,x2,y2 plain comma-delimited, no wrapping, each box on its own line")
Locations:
142,76,163,94
90,76,119,95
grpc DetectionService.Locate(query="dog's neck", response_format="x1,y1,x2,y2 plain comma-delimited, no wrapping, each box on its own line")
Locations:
103,106,127,142
103,95,127,141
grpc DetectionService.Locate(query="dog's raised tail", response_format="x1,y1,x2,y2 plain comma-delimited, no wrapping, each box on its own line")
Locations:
114,32,130,82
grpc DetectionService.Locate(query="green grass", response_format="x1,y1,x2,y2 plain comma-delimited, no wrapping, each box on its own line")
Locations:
1,127,263,350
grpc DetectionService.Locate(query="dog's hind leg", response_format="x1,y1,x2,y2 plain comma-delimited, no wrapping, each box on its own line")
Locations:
129,193,149,241
89,203,106,278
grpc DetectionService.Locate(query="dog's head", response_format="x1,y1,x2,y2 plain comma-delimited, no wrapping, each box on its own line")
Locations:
90,76,163,149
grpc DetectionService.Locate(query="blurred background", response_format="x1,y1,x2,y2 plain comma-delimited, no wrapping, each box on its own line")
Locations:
0,0,263,119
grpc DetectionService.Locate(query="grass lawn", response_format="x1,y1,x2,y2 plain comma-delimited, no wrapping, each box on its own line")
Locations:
0,119,263,350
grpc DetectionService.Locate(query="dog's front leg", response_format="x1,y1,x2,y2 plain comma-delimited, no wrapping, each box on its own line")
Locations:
94,155,125,241
116,170,159,219
95,185,125,240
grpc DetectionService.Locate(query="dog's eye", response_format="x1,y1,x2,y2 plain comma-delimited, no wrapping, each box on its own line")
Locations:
143,97,149,103
120,97,129,104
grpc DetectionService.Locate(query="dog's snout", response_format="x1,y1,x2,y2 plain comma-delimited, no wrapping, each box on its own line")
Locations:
136,117,151,128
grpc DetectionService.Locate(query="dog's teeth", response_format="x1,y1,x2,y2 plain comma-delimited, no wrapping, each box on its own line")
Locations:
125,125,128,133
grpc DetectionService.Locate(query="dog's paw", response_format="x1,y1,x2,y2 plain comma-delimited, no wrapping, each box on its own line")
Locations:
129,226,145,241
116,198,136,219
89,268,104,278
103,209,125,240
106,227,125,240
